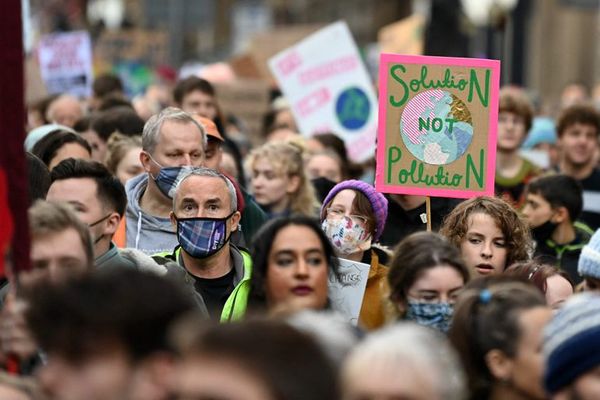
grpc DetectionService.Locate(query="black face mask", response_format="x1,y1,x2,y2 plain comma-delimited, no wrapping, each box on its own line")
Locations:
532,219,559,244
311,176,337,203
89,214,111,245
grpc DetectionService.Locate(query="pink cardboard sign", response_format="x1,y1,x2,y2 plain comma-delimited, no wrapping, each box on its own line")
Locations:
375,54,500,199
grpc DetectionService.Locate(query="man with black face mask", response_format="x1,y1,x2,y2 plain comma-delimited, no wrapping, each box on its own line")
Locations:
522,174,593,284
47,158,131,268
154,167,251,321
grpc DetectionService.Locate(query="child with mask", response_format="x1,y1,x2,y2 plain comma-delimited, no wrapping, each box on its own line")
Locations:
522,174,593,284
320,180,389,330
387,232,470,333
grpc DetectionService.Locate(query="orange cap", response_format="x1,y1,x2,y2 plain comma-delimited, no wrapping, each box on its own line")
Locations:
192,115,224,142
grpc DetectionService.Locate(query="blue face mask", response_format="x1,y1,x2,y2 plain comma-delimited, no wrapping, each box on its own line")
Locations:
149,156,193,199
175,212,235,259
405,301,454,333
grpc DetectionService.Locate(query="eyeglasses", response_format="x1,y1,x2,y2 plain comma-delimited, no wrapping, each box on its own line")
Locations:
326,208,368,226
527,265,542,280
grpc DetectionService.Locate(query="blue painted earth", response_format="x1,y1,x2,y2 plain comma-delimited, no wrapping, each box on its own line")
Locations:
400,90,473,165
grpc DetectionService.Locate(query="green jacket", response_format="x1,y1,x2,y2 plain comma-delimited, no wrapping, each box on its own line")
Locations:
535,221,593,285
153,245,252,322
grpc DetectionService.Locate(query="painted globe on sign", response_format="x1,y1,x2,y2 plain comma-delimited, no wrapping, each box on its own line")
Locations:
400,89,474,165
335,87,371,130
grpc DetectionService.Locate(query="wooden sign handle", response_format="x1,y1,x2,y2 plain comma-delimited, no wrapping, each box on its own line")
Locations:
425,196,432,232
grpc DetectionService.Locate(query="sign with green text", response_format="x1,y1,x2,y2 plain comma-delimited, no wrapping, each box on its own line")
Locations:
375,54,500,199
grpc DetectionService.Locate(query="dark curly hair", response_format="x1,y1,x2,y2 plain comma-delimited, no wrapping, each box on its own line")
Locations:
439,196,532,270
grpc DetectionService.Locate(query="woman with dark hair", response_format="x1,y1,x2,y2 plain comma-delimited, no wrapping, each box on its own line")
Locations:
249,215,339,314
440,196,532,276
449,279,552,400
504,261,574,310
31,129,91,170
388,232,470,333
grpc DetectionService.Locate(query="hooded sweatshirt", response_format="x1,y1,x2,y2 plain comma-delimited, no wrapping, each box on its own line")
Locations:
125,173,178,255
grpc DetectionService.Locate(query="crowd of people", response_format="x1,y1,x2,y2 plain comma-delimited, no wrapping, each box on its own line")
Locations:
1,70,600,400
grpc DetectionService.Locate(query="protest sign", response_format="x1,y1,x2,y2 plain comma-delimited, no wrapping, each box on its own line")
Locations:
25,56,47,104
236,24,324,81
375,54,500,199
94,29,168,67
37,31,93,97
269,21,378,162
328,258,370,325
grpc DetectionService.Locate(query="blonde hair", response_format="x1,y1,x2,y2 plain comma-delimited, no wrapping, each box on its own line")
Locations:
343,324,466,400
246,141,319,216
104,133,142,175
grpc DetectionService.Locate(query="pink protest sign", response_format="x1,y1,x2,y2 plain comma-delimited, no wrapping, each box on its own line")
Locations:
375,54,500,199
269,22,378,163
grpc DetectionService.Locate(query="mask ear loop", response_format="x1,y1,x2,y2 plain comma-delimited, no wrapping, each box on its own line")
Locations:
146,153,163,181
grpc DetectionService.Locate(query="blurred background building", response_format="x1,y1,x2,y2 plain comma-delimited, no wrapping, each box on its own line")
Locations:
25,0,600,111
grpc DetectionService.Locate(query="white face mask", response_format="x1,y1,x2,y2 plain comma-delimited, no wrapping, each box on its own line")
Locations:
321,216,371,256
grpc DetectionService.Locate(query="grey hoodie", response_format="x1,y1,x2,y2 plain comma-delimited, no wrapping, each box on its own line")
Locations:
125,173,178,255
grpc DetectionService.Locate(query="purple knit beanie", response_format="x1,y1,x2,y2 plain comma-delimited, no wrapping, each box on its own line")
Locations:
321,180,388,242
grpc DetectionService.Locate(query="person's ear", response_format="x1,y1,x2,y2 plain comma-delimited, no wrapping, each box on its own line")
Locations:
485,349,514,382
229,211,241,232
286,175,301,194
135,352,176,400
103,212,121,236
390,293,407,316
553,206,569,224
556,135,566,152
169,211,177,229
395,300,407,316
140,151,152,173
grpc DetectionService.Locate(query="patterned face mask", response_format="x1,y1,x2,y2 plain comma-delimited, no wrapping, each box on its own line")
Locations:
321,216,371,256
405,301,454,333
175,211,235,259
149,156,194,199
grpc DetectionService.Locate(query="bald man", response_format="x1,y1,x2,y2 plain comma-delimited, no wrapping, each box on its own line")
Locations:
45,94,83,128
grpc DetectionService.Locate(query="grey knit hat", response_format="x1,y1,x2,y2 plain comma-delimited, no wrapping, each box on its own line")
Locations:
578,229,600,279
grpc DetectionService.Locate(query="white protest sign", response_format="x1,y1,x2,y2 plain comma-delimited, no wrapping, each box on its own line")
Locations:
328,258,370,325
269,21,378,162
38,31,93,97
